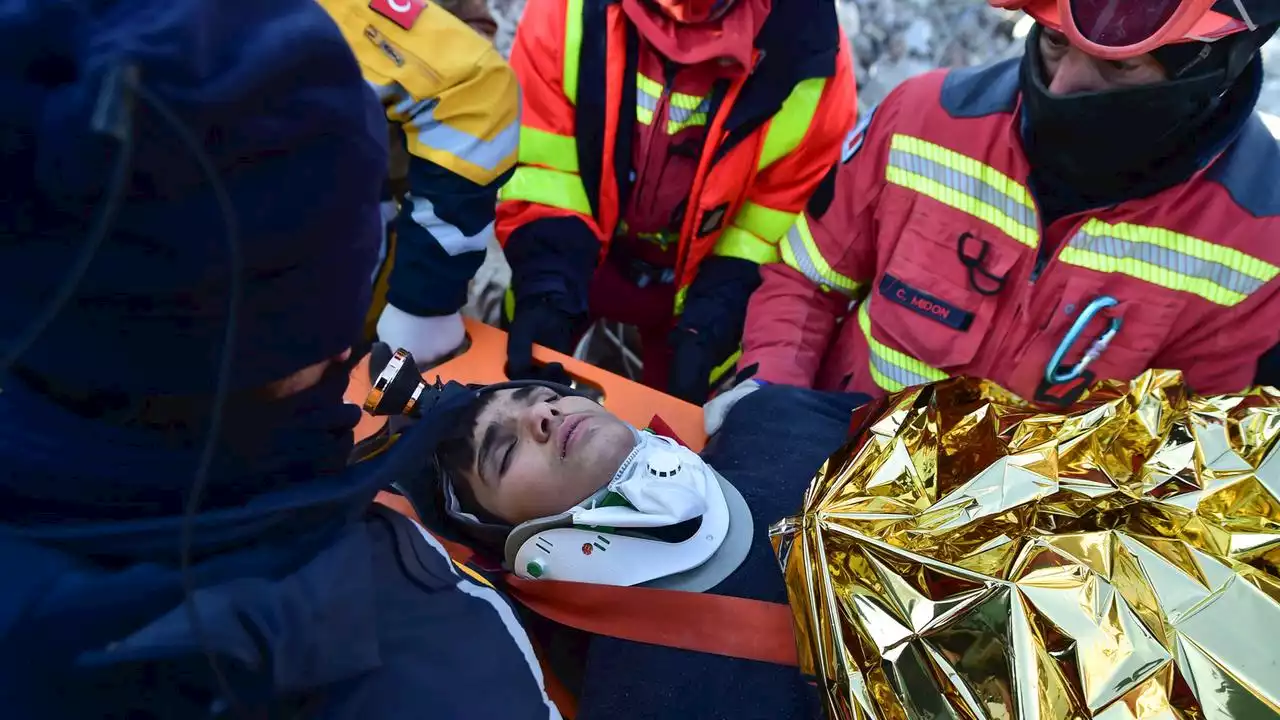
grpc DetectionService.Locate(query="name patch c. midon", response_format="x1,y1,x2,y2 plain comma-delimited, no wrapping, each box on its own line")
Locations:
879,274,974,331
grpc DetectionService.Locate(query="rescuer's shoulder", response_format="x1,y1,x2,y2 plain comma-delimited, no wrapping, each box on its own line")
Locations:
1207,113,1280,219
857,57,1020,127
938,58,1022,119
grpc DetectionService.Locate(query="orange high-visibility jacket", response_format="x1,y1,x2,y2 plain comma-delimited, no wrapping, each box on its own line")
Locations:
496,0,856,314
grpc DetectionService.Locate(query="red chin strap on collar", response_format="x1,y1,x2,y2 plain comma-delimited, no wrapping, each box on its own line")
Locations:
647,0,739,24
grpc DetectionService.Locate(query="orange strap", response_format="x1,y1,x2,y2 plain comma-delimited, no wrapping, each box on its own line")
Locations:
374,492,799,668
506,577,798,667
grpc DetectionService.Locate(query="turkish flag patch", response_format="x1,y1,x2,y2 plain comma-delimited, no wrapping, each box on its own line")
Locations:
1034,370,1096,409
370,0,426,29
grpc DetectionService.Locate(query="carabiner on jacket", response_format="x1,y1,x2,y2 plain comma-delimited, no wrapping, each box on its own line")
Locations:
1045,296,1123,385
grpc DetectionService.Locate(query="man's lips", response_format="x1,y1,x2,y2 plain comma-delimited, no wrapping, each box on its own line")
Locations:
558,415,589,460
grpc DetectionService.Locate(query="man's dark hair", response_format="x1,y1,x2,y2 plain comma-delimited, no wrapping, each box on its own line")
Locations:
434,389,501,518
432,384,559,534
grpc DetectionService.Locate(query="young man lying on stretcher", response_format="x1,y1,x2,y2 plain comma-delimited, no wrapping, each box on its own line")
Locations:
367,346,869,719
369,355,756,590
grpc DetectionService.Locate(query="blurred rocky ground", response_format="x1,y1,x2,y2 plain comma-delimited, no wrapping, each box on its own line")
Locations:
834,0,1280,113
486,0,1279,111
467,0,1280,328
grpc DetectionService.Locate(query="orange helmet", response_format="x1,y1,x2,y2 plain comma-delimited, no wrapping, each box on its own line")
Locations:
648,0,739,23
988,0,1272,60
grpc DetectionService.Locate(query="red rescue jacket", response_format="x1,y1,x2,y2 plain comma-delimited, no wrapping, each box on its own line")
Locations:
496,0,855,314
741,59,1280,404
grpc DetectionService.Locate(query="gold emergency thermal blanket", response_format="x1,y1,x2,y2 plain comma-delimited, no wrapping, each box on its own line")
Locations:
771,370,1280,720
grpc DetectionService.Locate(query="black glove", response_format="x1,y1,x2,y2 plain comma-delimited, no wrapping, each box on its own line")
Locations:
503,218,599,383
668,330,720,404
666,256,763,403
506,295,582,382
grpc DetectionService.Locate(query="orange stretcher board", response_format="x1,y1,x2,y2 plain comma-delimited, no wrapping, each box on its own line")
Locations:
346,316,707,452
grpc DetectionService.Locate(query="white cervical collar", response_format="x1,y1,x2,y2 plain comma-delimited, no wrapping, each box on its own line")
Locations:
503,428,750,590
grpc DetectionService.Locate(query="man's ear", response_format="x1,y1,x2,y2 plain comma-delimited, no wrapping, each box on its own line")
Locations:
265,351,350,399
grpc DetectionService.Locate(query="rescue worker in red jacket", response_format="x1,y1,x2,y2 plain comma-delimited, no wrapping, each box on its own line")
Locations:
728,0,1280,418
496,0,856,403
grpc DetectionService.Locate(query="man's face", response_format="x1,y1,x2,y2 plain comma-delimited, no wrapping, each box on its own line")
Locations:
460,386,637,525
1039,26,1168,94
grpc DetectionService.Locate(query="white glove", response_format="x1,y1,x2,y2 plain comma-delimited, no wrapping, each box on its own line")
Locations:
703,379,763,437
376,305,466,368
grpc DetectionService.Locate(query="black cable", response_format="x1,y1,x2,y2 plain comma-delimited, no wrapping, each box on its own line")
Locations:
0,65,136,375
131,80,247,718
3,59,245,714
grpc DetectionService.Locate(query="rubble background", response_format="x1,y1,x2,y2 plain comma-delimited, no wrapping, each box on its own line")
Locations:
467,0,1280,330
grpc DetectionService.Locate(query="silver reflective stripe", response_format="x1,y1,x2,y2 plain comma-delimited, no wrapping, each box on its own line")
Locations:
372,200,398,285
888,149,1038,232
783,224,855,297
856,299,948,392
1068,229,1267,297
374,81,519,172
407,194,492,257
668,101,710,124
636,87,659,110
411,525,563,720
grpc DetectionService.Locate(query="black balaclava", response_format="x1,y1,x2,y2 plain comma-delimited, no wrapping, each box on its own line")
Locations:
1019,21,1276,214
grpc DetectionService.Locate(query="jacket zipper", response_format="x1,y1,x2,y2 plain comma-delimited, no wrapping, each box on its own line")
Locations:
673,54,753,286
986,193,1045,372
1005,214,1090,369
630,62,678,221
711,51,767,165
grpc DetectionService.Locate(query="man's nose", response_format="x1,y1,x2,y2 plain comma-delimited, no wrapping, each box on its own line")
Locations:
522,402,561,443
1047,49,1109,95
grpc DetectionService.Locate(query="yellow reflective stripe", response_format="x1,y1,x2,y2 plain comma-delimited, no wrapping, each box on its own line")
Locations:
885,167,1037,248
498,166,592,215
713,226,781,265
734,202,797,245
372,82,519,185
636,72,663,98
711,348,741,384
635,73,706,111
669,89,706,110
454,561,494,588
886,134,1039,248
666,116,707,134
564,0,583,105
637,73,709,135
757,78,826,171
518,126,579,174
857,300,947,392
674,286,687,315
780,214,862,296
1058,218,1280,307
891,135,1035,207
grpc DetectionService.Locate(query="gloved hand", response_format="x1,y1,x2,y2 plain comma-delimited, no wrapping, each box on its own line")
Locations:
666,256,763,404
376,304,466,369
503,218,599,382
704,377,765,437
506,295,582,382
667,330,724,404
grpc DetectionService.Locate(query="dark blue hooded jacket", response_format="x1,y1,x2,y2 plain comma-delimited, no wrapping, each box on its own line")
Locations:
0,1,557,717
